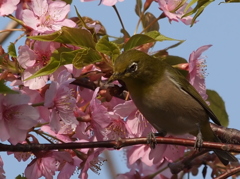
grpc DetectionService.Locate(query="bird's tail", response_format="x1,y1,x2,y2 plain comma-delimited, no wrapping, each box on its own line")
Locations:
201,122,238,165
214,149,237,165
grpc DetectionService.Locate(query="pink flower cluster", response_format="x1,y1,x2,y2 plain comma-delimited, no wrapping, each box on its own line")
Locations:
155,0,194,25
0,0,211,178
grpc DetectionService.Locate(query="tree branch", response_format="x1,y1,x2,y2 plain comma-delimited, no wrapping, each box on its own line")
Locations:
1,137,240,153
215,165,240,179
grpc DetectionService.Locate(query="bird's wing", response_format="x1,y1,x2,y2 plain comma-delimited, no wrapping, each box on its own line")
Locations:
166,65,222,126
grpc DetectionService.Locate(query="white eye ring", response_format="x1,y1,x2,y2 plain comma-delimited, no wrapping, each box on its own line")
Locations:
127,62,138,73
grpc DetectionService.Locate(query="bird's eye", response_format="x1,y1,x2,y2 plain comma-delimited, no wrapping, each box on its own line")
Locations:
127,62,138,73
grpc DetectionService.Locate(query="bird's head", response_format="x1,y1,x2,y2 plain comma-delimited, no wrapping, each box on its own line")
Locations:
108,49,160,84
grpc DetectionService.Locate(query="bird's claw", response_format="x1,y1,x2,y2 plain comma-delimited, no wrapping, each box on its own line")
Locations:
146,131,167,149
194,131,203,151
147,132,157,149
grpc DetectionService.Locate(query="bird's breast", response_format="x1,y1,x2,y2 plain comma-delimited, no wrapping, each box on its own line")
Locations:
127,77,209,135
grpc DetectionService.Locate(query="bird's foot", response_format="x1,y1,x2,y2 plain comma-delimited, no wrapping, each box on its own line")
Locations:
147,132,157,149
194,131,203,151
147,131,167,149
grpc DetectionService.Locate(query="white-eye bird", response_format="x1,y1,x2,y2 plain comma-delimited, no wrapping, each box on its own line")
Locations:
109,49,237,165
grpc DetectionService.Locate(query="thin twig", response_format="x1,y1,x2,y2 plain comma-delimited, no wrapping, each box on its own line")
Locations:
214,165,240,179
112,5,126,32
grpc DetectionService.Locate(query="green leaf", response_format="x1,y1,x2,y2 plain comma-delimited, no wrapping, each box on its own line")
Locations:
160,55,188,77
183,0,214,26
160,55,187,66
0,80,18,94
142,12,160,32
124,34,153,51
124,31,183,51
146,31,183,42
184,0,198,13
8,43,17,57
96,36,120,61
135,0,142,16
28,27,96,49
25,47,75,80
15,174,27,179
61,0,72,4
73,48,102,68
224,0,240,2
206,89,229,127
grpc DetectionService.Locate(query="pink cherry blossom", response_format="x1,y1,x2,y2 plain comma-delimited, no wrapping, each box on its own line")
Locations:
87,88,112,139
0,156,5,179
41,125,72,142
0,94,39,145
117,159,170,179
58,156,82,179
18,41,60,90
20,87,50,123
25,151,72,179
0,0,20,16
7,141,32,162
156,0,193,25
87,88,129,140
103,112,129,140
44,70,78,132
188,45,212,100
81,0,124,6
79,148,106,179
114,100,156,137
22,0,76,33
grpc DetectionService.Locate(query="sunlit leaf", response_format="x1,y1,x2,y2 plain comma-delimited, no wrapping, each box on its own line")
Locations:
146,31,183,42
206,89,229,127
28,27,96,49
25,47,75,80
73,48,102,68
96,36,120,61
124,31,182,51
183,0,214,26
8,43,17,57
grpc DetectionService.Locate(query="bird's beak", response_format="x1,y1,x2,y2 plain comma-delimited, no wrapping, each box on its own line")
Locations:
108,73,119,84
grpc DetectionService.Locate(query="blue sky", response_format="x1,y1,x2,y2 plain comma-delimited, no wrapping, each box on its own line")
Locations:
0,0,240,178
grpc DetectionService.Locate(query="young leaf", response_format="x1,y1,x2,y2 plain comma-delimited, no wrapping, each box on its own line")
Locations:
0,80,18,94
142,12,160,32
146,31,183,42
73,48,102,68
8,43,17,57
124,34,153,51
183,0,213,26
124,31,182,51
206,89,229,127
25,47,76,80
29,27,96,49
96,36,120,61
135,0,142,17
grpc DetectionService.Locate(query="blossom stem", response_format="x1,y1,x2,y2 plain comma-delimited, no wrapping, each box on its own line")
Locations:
0,29,24,33
34,129,66,144
112,5,126,33
134,12,144,34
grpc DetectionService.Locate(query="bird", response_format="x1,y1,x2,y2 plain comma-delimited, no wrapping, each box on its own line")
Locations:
108,49,237,165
